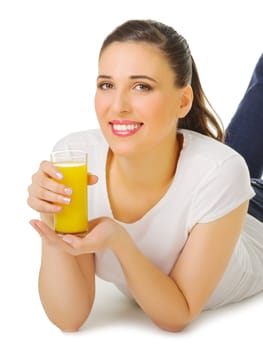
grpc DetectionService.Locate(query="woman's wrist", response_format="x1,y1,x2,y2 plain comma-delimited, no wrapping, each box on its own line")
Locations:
111,225,132,254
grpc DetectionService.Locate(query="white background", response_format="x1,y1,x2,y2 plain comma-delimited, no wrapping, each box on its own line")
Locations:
0,0,262,349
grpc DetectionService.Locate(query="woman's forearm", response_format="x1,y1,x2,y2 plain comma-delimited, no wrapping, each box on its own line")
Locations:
39,241,95,331
112,233,191,331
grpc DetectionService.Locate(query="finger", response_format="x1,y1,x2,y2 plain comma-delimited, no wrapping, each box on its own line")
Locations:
62,234,82,248
36,172,73,197
29,220,75,254
28,173,72,205
40,160,64,180
30,219,57,239
29,219,62,244
37,185,72,205
27,196,62,213
29,219,47,239
88,173,99,186
62,233,95,254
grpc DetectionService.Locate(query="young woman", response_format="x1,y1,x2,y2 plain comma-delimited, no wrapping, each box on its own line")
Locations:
27,19,263,332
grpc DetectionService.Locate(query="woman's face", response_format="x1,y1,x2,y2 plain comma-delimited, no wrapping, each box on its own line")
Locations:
95,41,190,157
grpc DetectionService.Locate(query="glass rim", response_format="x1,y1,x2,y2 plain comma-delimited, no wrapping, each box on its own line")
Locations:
51,149,87,162
51,149,87,154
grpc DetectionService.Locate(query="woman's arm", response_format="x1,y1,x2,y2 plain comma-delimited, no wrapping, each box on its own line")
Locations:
37,217,95,332
111,201,249,331
35,201,248,332
28,161,98,331
31,220,95,332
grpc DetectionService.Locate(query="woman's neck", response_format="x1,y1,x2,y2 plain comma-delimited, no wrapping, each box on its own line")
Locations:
108,133,183,191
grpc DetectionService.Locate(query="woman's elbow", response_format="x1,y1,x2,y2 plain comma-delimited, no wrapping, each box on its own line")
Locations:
48,309,92,333
54,317,87,333
153,319,190,333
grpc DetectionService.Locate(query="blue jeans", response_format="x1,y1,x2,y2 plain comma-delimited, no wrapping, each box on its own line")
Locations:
225,53,263,222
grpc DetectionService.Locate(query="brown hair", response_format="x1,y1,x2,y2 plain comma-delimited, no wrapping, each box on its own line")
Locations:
99,19,224,142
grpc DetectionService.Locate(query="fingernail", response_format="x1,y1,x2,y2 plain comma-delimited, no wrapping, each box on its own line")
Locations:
30,220,42,229
63,197,71,204
64,187,72,195
62,235,73,244
54,206,62,212
56,172,63,180
29,220,36,228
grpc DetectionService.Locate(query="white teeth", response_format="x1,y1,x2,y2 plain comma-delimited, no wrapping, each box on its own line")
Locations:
112,123,141,131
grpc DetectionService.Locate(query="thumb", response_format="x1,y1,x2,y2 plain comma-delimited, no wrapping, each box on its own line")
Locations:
88,173,98,185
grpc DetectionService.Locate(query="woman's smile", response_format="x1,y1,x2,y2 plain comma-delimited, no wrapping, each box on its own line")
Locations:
109,120,144,137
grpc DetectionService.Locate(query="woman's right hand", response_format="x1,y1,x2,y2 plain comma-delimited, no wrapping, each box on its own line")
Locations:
27,160,98,214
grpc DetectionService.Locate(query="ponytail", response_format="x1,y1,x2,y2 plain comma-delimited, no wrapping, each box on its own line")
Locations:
178,57,224,142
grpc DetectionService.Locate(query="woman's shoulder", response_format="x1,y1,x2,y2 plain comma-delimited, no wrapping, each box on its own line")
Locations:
179,129,245,166
179,130,254,225
52,129,107,152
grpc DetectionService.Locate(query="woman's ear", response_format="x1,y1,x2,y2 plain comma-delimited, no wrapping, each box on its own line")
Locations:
178,85,193,119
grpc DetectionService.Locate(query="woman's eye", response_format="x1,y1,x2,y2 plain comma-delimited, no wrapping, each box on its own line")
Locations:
98,82,113,90
135,83,152,91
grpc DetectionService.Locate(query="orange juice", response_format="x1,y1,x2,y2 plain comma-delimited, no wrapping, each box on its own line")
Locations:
54,161,88,235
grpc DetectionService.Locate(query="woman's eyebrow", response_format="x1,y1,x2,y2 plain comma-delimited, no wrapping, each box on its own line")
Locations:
129,75,158,83
97,75,111,80
97,74,158,83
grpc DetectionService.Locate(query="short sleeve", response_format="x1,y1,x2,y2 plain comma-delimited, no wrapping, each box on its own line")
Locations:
51,130,104,153
52,132,87,152
188,154,255,227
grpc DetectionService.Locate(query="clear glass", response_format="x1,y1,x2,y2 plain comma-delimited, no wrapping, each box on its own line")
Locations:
51,150,88,236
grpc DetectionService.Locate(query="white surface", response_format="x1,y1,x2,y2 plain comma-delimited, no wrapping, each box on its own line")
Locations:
2,275,263,349
0,0,262,349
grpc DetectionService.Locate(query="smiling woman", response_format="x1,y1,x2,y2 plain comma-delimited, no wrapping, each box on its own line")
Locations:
95,41,191,159
27,19,263,332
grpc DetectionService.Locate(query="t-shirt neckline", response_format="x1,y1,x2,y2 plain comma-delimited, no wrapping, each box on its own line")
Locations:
101,130,189,226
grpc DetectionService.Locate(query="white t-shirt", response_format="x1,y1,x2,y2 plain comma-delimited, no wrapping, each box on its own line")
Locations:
53,128,263,310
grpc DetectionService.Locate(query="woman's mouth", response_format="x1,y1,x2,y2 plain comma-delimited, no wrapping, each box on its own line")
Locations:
109,120,143,137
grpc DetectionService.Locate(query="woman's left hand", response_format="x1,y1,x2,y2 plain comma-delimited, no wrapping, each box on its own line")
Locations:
30,217,126,256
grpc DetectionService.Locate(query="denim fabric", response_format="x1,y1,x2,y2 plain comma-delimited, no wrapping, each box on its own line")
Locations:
225,53,263,179
248,179,263,222
225,53,263,223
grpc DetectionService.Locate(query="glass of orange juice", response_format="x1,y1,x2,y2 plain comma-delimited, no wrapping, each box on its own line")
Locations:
51,150,88,236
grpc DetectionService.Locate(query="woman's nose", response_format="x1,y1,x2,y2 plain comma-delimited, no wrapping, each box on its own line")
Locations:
111,89,131,113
